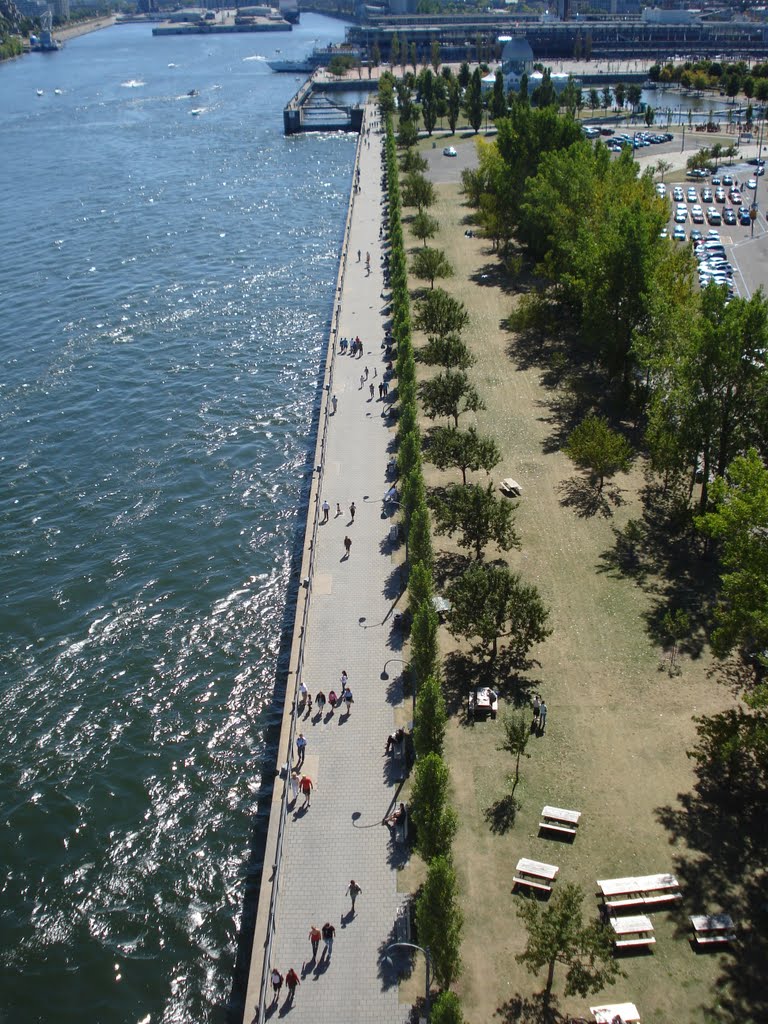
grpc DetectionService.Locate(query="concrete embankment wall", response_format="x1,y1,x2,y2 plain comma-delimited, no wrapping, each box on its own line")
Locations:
240,116,364,1024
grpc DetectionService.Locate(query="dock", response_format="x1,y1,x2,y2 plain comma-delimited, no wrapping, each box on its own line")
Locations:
283,75,373,135
242,99,412,1024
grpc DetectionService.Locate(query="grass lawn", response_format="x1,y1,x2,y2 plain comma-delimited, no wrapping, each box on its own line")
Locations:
402,167,744,1023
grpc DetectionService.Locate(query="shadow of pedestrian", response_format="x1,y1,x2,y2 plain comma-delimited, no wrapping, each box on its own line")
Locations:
292,805,308,820
340,908,355,928
312,956,330,979
300,959,314,978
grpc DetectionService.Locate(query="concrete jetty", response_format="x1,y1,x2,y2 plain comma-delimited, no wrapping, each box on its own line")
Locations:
243,100,413,1024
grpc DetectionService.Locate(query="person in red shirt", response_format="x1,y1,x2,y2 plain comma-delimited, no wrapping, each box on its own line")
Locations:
299,774,313,808
285,967,300,1002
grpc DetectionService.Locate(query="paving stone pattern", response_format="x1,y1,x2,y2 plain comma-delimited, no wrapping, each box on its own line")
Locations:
264,106,413,1024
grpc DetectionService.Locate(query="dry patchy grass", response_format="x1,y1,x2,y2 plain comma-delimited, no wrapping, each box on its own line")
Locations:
401,176,744,1024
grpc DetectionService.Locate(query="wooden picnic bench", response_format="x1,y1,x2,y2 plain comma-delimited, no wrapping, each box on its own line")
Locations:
539,805,581,838
499,477,522,497
609,914,655,950
513,857,559,894
597,873,681,910
690,913,735,946
590,1002,641,1023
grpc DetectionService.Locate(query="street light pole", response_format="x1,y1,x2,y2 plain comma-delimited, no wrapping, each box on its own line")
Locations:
384,942,431,1022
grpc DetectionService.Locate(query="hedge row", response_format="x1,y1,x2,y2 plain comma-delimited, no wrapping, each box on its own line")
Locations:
383,114,463,1000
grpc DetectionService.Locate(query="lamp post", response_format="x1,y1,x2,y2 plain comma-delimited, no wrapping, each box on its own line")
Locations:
364,494,408,562
383,942,432,1022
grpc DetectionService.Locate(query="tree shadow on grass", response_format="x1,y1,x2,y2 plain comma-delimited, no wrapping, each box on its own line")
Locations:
558,476,625,519
494,991,556,1024
484,791,520,834
655,699,768,1024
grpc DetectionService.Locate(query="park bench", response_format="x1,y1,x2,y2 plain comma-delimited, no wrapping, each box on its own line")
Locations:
539,805,581,838
513,857,558,894
690,913,735,946
597,873,681,910
590,1002,641,1023
609,914,655,950
499,477,522,497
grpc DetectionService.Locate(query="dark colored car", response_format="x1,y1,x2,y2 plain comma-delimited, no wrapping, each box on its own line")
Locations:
723,207,737,225
739,208,752,225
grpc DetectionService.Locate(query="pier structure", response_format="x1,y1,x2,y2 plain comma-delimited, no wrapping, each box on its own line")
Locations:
283,75,371,135
243,99,413,1024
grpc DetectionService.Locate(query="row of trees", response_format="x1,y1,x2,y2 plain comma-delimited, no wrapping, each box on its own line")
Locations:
384,117,464,1024
462,101,768,669
650,58,768,101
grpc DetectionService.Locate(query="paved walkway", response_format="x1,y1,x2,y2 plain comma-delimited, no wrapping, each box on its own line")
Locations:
247,106,414,1024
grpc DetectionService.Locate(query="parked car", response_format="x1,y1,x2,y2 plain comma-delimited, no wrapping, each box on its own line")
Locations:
723,174,734,185
690,228,703,242
702,187,713,202
674,207,687,222
692,208,705,223
443,146,457,157
687,187,698,202
723,207,737,225
739,207,752,225
673,226,687,240
673,186,684,201
715,188,726,203
707,207,722,225
747,178,758,190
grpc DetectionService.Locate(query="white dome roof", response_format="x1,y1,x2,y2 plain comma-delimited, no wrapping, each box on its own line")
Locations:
501,37,534,63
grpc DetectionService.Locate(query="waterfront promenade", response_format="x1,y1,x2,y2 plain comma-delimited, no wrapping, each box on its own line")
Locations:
243,104,413,1024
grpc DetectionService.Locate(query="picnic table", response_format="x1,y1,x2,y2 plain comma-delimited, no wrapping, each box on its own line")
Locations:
690,913,735,946
468,686,498,720
539,805,581,838
590,1002,641,1023
499,477,522,497
609,914,655,950
597,873,681,910
513,857,559,894
431,595,451,621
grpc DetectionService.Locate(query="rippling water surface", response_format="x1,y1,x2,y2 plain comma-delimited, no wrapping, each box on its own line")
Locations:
0,18,354,1023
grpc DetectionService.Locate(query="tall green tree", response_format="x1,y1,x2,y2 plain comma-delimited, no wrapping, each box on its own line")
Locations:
696,449,768,663
516,883,622,1008
446,76,461,134
431,992,464,1024
390,32,400,69
425,425,499,484
414,674,448,758
458,61,470,89
414,288,470,337
410,599,440,686
501,710,531,792
402,172,436,213
411,210,439,247
564,415,633,492
412,247,454,289
489,69,508,121
420,68,438,136
432,482,520,561
417,334,475,370
463,67,484,133
410,753,458,861
447,561,551,658
430,38,441,73
415,856,463,987
401,147,429,173
419,370,485,428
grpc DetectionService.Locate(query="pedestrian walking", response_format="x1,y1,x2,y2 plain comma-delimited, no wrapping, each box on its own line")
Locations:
285,968,300,1002
296,732,307,766
298,681,308,706
341,670,348,689
328,689,338,714
378,382,384,399
300,774,313,808
357,249,361,262
332,394,338,414
360,374,364,390
315,690,326,714
346,879,362,914
321,921,336,958
344,535,352,558
343,686,354,714
308,924,321,960
321,500,330,523
336,502,342,517
532,694,540,725
369,383,374,399
270,969,283,1003
539,700,548,733
289,769,300,804
364,366,369,380
349,502,356,523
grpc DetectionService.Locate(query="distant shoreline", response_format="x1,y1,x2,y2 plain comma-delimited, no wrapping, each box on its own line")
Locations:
54,15,117,43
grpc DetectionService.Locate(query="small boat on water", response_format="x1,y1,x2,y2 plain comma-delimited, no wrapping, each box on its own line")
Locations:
187,89,198,97
190,108,203,116
54,88,62,95
36,89,44,96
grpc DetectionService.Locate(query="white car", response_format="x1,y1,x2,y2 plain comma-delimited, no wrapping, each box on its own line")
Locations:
674,207,687,222
443,146,457,157
747,178,758,190
673,186,684,201
687,187,698,202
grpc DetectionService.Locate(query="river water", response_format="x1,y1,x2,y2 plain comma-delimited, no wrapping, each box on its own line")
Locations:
0,16,354,1024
